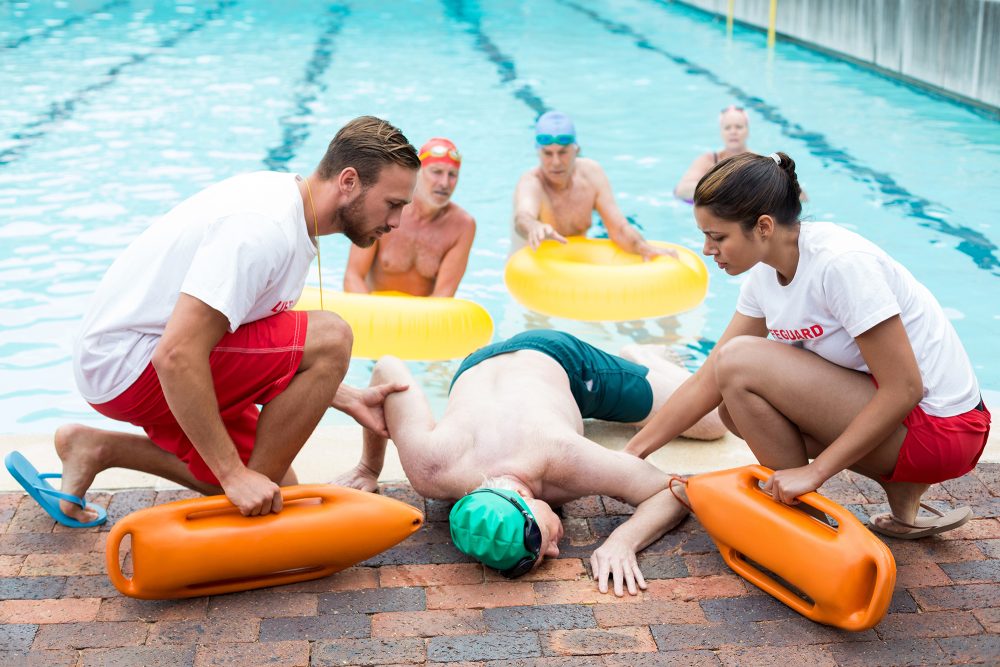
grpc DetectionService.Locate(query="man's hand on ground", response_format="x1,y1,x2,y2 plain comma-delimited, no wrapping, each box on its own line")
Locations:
221,467,283,516
331,463,380,494
590,538,647,597
333,382,409,437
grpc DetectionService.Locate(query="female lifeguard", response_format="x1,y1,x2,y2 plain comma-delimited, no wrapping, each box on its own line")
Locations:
627,151,990,538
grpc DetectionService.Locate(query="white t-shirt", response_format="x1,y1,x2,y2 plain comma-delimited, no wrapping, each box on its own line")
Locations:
74,172,317,404
736,221,980,417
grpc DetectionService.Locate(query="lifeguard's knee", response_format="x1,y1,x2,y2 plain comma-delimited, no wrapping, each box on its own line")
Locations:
713,335,763,391
306,311,353,362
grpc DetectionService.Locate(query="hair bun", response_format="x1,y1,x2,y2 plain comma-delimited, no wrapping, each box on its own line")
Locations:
694,151,802,229
774,151,802,200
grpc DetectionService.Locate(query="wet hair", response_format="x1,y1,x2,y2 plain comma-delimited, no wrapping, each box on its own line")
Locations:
693,151,802,232
317,116,420,186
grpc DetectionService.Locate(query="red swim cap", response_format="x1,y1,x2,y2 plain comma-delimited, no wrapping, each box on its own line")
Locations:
418,137,461,168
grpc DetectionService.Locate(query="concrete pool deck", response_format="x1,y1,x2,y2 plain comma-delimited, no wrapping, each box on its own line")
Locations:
2,422,997,492
0,422,771,493
1,426,998,665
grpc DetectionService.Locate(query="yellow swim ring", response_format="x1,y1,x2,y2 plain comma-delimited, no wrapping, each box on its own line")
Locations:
504,238,708,321
293,288,494,361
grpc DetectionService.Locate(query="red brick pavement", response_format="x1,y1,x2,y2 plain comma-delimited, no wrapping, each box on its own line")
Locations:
1,466,998,666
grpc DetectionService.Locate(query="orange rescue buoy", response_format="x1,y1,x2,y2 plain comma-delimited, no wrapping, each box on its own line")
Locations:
106,484,423,599
686,465,895,631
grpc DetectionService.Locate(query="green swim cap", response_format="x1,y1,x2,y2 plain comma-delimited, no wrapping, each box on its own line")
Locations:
449,489,536,571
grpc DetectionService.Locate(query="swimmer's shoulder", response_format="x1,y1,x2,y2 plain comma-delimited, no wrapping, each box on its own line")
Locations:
694,151,717,167
442,201,476,230
576,156,603,174
516,166,544,190
575,157,609,187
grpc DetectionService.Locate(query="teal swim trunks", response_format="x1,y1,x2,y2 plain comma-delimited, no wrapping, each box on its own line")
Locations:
450,330,653,423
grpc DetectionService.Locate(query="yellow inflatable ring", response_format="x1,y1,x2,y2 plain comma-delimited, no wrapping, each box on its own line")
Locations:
504,238,708,321
293,288,494,361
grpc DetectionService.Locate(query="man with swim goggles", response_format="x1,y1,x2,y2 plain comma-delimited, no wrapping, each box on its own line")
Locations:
512,110,674,261
333,331,726,594
344,137,476,297
449,488,543,578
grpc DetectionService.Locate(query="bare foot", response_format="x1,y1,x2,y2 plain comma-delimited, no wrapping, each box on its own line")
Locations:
620,344,687,377
331,464,379,494
53,424,106,523
679,412,728,441
620,344,728,440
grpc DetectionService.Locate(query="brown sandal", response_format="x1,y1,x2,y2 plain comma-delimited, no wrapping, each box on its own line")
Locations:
868,503,971,540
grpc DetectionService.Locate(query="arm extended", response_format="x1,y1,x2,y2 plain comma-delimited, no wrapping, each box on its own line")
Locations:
152,294,282,515
625,312,767,459
430,216,476,297
550,434,690,596
593,166,666,260
332,355,451,498
512,172,567,249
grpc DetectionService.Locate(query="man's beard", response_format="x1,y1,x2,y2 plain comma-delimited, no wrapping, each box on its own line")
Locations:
336,191,374,247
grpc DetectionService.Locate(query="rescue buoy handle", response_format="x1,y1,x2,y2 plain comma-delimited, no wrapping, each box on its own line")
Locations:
176,485,338,521
745,465,850,527
105,526,135,596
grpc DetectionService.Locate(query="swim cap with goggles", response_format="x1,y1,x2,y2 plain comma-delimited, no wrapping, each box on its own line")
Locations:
535,110,576,147
418,137,462,168
449,488,542,578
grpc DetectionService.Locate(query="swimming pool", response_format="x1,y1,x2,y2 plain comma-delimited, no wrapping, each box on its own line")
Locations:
2,0,998,434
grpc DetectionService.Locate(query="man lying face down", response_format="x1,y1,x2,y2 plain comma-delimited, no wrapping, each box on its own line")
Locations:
336,330,725,595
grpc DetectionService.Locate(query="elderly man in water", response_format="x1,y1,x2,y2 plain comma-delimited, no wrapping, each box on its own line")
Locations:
335,330,725,596
344,137,476,297
512,110,670,261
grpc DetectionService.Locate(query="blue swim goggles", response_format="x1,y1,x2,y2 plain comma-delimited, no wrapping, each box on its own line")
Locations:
535,133,575,146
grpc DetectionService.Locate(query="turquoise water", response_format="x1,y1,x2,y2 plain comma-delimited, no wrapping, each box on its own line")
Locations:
1,0,998,434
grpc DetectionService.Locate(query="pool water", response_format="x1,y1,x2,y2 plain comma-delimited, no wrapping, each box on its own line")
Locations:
1,0,998,434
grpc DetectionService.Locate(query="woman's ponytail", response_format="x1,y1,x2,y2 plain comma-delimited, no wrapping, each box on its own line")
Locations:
694,151,802,231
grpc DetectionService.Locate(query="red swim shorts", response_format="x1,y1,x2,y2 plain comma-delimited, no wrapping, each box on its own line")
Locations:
90,310,308,486
885,399,991,485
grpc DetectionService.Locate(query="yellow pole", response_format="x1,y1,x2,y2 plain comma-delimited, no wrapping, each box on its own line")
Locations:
727,0,734,38
768,0,778,49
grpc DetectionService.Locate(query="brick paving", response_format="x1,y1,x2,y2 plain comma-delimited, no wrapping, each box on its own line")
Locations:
1,465,998,666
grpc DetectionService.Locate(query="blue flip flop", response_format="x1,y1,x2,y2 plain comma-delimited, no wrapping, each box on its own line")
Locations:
4,450,107,528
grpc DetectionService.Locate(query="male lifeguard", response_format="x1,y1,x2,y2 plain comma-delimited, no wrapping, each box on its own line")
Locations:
512,111,670,260
344,138,475,297
35,117,419,525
